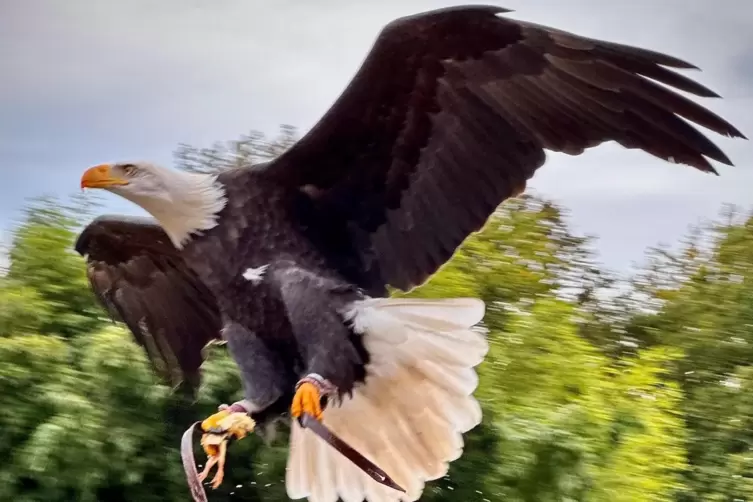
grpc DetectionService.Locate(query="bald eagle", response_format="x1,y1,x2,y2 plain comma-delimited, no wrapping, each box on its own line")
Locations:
75,5,744,502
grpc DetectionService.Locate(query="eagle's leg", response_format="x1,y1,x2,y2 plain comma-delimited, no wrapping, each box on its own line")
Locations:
208,321,290,425
198,404,256,489
270,263,364,422
196,322,287,487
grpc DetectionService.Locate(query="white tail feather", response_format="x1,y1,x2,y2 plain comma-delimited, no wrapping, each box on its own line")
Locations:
285,297,488,502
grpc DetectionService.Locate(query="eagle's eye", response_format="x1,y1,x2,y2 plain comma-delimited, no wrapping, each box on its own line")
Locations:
121,164,138,176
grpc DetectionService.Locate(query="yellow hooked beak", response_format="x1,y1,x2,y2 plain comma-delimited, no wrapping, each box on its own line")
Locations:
80,164,129,189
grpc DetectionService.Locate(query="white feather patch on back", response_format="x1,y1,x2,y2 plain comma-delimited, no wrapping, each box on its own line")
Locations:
286,297,488,502
242,264,269,284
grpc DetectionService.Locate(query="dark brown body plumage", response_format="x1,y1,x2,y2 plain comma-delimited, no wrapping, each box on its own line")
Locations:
76,5,745,428
181,171,370,421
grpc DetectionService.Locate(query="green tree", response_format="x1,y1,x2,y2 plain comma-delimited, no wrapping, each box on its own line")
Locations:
622,207,753,501
5,195,105,338
425,297,686,502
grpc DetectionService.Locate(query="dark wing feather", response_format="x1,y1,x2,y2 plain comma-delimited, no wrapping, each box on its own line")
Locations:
262,5,745,292
75,215,222,388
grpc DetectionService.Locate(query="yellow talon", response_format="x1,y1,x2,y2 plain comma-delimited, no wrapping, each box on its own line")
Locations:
291,382,323,421
201,409,231,434
201,409,256,438
198,410,256,489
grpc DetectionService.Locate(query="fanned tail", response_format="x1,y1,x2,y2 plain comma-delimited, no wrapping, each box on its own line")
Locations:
286,297,488,502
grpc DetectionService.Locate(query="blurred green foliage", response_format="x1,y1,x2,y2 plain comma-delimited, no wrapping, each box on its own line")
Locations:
0,126,750,501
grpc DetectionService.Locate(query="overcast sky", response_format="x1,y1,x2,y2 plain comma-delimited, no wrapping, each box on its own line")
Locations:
1,0,751,274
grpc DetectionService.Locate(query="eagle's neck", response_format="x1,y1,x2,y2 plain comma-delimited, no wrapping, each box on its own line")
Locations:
144,171,227,249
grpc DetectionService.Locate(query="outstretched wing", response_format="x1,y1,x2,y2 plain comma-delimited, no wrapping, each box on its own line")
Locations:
262,5,745,292
75,215,222,388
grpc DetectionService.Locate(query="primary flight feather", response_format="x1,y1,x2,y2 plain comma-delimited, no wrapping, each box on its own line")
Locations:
75,5,745,501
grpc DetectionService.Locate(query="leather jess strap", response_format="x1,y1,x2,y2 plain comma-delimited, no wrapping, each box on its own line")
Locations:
181,421,209,502
298,413,406,493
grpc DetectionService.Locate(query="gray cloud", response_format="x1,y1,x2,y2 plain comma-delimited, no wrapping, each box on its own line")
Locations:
731,49,753,87
0,0,750,273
